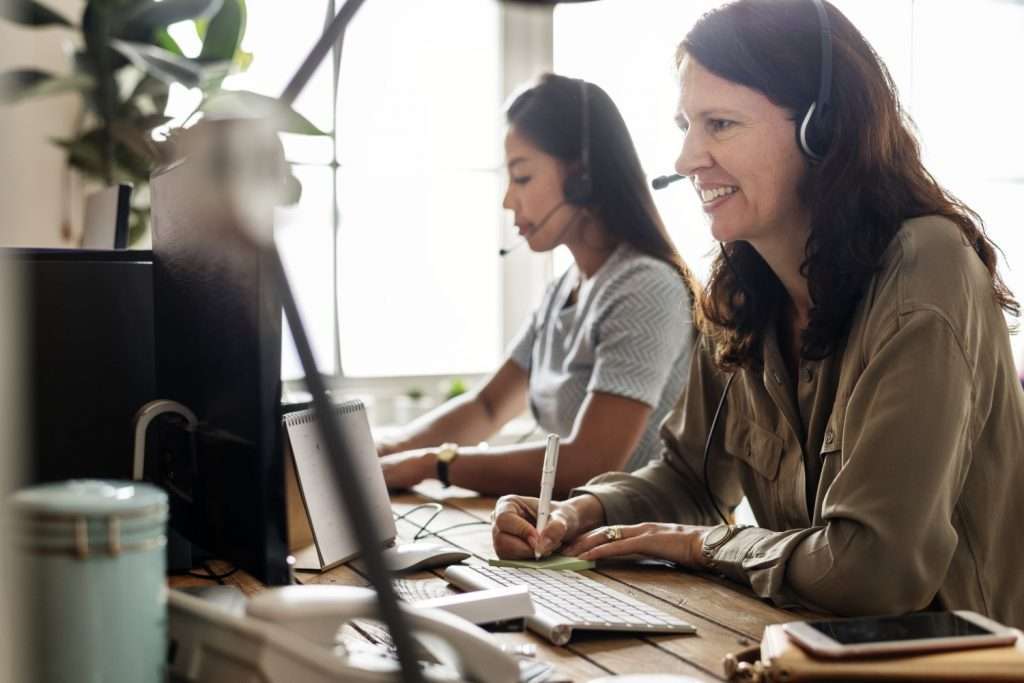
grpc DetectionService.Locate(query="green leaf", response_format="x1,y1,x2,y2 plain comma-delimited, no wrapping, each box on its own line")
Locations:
198,0,244,63
0,1,73,27
109,39,202,88
57,127,154,183
0,69,93,104
119,0,222,35
154,28,184,56
53,132,107,178
197,60,232,90
109,121,159,166
200,90,328,136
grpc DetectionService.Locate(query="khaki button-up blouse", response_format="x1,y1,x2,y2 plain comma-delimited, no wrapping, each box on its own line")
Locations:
575,215,1024,628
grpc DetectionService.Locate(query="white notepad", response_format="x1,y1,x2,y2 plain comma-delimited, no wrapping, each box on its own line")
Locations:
283,400,397,571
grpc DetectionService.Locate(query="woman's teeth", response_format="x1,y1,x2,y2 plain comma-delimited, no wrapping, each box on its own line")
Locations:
700,186,738,203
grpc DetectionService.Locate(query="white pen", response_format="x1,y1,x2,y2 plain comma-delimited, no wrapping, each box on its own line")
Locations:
534,433,561,559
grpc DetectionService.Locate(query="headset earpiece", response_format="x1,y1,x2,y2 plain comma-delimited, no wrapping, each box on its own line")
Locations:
798,101,829,162
798,0,833,162
563,170,593,206
563,79,594,206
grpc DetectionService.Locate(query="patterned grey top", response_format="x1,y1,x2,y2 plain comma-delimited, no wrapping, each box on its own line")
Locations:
508,243,694,471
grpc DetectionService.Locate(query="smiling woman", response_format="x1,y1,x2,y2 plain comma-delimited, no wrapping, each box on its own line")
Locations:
494,0,1024,631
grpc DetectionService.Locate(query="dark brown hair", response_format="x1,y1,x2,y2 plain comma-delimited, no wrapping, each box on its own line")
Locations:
507,73,698,301
679,0,1017,369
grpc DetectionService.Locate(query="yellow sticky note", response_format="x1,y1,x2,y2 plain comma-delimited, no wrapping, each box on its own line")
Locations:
488,554,595,571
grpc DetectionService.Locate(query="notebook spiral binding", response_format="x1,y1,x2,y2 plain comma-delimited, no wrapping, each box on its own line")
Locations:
283,399,366,427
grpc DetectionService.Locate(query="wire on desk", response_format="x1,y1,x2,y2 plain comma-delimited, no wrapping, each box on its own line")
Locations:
179,562,239,583
393,503,489,541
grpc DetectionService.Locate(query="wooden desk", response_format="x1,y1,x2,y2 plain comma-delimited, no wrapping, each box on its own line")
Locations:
172,482,802,682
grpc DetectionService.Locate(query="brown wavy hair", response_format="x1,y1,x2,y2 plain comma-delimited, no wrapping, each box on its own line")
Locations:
507,73,698,303
679,0,1017,369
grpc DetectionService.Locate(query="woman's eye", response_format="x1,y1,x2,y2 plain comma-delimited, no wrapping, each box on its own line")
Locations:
709,119,735,133
511,176,531,185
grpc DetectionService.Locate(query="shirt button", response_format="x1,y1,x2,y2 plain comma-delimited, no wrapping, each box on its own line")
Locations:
772,370,783,385
825,428,835,445
802,367,813,383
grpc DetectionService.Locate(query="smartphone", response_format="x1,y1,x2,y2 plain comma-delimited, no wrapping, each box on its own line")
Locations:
783,611,1018,659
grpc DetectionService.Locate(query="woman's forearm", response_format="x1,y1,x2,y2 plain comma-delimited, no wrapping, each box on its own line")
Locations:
447,441,619,497
381,392,500,453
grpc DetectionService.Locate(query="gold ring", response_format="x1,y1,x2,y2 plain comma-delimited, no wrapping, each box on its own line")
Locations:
604,525,622,542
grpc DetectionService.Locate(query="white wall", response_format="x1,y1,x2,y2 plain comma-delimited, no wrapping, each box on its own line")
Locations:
0,0,84,247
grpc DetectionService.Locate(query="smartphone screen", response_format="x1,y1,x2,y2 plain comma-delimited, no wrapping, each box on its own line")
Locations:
807,612,992,644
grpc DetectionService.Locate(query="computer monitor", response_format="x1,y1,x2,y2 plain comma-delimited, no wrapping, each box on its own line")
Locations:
150,157,290,586
12,247,156,484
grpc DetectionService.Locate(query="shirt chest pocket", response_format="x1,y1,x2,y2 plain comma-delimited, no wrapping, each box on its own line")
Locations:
724,419,785,481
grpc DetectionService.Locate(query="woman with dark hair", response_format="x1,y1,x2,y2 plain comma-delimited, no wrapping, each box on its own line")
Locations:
379,74,697,497
492,1,1024,628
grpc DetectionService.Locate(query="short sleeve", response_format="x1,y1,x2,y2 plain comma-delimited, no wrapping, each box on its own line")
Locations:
506,312,536,371
587,263,691,408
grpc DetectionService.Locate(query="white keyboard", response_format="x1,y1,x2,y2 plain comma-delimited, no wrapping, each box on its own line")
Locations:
445,564,696,646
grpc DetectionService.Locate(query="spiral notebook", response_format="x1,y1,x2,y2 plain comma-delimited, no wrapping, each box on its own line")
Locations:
283,400,397,571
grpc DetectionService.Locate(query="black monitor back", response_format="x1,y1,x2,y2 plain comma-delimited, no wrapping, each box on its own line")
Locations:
12,248,156,484
150,159,289,585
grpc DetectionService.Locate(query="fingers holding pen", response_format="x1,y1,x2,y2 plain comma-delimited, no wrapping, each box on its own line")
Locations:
492,495,540,559
491,495,579,559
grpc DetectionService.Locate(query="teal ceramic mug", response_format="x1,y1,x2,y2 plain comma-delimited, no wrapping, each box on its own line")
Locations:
10,480,168,683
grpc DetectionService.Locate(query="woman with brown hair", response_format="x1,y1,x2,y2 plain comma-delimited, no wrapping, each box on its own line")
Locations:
379,74,698,497
492,0,1024,628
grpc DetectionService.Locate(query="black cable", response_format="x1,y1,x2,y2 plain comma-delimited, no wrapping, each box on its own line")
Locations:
393,503,488,541
180,562,240,583
412,521,489,542
703,373,737,526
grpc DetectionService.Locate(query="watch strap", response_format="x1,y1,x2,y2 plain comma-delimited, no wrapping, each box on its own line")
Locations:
702,524,752,562
436,442,458,487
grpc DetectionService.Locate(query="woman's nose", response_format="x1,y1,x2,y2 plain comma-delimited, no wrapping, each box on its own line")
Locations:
676,130,712,177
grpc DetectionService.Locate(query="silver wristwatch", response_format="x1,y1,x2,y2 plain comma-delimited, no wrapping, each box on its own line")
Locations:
701,524,752,563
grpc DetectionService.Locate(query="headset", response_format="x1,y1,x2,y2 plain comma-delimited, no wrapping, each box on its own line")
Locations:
797,0,833,161
562,78,594,205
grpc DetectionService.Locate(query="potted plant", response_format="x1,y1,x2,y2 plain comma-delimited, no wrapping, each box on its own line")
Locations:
0,0,324,243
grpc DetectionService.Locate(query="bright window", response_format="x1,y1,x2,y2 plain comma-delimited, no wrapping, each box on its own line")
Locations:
334,0,503,377
173,1,506,382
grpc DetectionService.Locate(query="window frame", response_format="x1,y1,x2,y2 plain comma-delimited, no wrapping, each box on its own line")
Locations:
282,3,557,412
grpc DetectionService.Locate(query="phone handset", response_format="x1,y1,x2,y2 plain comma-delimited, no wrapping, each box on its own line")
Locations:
247,585,520,683
168,586,520,683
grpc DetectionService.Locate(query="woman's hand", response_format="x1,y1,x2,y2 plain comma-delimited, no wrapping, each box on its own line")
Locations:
491,494,605,559
562,523,712,569
380,449,435,490
376,441,401,457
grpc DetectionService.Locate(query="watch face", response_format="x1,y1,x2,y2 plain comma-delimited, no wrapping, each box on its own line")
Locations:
437,444,458,463
705,525,731,547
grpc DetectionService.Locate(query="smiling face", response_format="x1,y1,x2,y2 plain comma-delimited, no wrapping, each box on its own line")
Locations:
501,125,577,252
674,55,810,249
